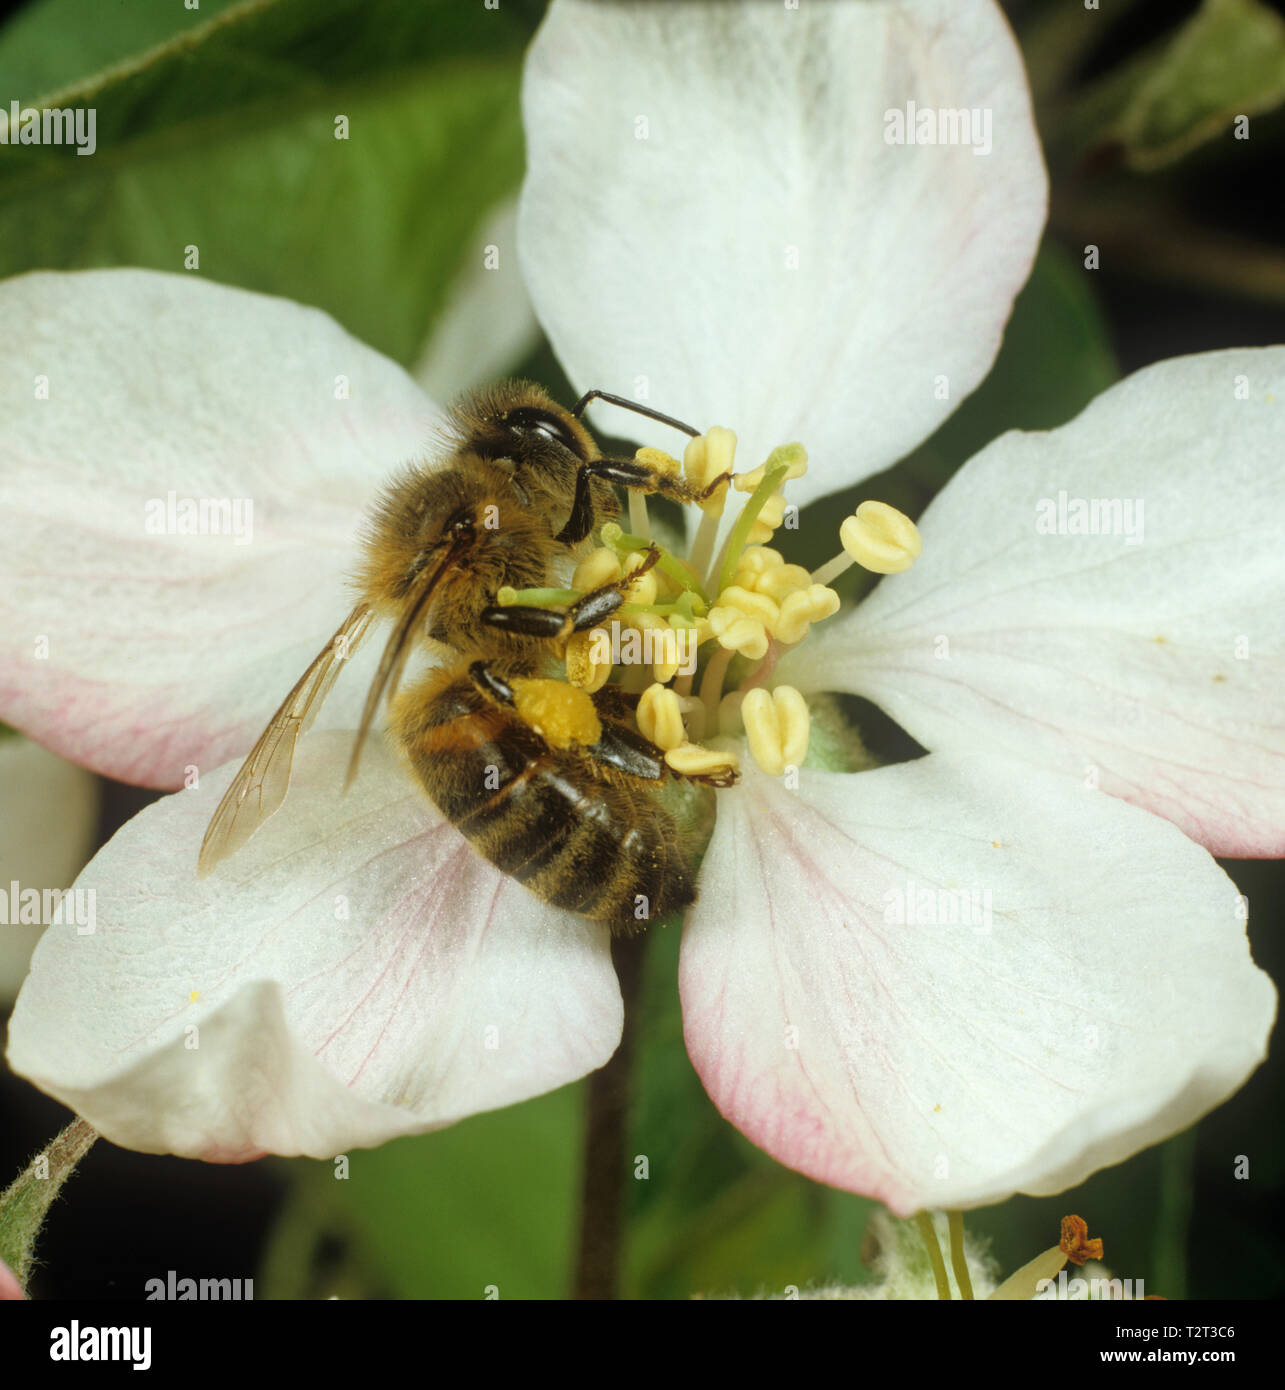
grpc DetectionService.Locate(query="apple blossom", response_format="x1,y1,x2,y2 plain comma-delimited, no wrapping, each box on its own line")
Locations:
0,0,1276,1222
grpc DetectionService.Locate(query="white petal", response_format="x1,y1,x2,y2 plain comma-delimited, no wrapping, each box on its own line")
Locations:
6,732,622,1159
680,754,1273,1213
0,738,99,1001
0,269,440,788
413,197,541,401
519,0,1045,502
788,348,1285,856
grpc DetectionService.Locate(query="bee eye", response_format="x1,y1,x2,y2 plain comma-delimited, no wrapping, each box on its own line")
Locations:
501,405,585,458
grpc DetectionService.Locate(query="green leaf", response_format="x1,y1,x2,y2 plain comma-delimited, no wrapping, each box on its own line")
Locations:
263,1086,584,1300
1059,0,1285,172
0,0,528,366
0,0,244,98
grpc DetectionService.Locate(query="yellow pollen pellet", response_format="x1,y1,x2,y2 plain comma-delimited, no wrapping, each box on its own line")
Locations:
512,678,603,749
707,607,770,661
773,583,840,645
637,683,686,750
572,546,623,592
563,630,612,693
664,741,739,779
741,686,810,776
840,500,923,574
634,445,681,478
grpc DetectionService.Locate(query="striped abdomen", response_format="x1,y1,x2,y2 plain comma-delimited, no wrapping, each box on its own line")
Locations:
394,670,695,930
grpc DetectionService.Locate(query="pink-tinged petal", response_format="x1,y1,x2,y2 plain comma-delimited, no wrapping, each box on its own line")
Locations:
680,754,1273,1213
787,348,1285,857
519,0,1046,503
0,269,441,789
6,732,622,1159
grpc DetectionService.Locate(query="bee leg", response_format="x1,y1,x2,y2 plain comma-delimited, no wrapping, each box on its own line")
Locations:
481,551,659,643
570,389,700,440
467,660,515,706
556,458,733,544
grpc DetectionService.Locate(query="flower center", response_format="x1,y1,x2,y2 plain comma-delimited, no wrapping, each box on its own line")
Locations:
499,428,923,779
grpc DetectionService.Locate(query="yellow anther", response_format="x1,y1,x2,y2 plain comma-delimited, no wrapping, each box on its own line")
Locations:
682,433,707,485
653,624,692,684
683,426,735,487
572,547,623,592
707,608,769,661
753,562,813,603
747,492,788,544
563,630,613,693
635,445,681,479
741,686,810,776
734,442,808,492
622,550,659,606
734,545,785,580
511,678,602,749
664,741,740,780
712,584,780,629
840,500,923,574
774,583,840,645
703,426,737,481
637,683,686,750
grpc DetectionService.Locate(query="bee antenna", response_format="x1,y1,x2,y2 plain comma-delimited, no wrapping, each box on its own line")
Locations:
571,389,700,439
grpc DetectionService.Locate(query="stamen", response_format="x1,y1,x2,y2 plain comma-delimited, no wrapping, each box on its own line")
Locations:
699,645,735,714
811,500,923,585
572,547,623,592
563,629,612,693
947,1211,975,1301
773,584,840,645
913,1213,953,1301
637,682,686,750
665,741,739,780
713,461,791,597
1059,1214,1104,1266
601,523,709,603
622,549,659,607
741,685,809,775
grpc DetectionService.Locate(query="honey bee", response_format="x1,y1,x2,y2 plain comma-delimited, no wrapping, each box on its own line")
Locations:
197,381,735,930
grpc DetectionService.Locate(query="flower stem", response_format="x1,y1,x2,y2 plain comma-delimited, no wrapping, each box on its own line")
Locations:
573,931,648,1299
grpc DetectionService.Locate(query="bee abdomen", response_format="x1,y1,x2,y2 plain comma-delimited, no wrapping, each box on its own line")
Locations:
399,686,694,930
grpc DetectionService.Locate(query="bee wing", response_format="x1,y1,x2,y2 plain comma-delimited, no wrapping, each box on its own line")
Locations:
197,603,375,877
